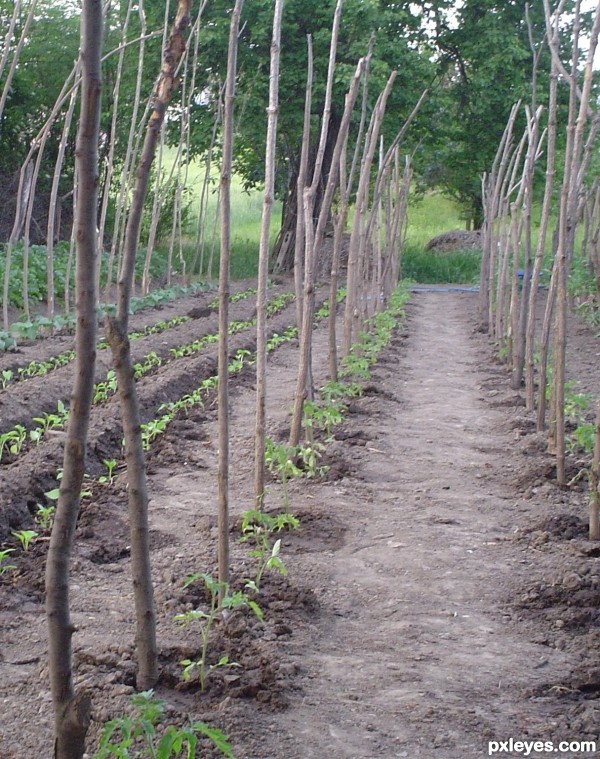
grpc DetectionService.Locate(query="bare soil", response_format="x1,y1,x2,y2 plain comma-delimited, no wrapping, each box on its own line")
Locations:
1,286,600,758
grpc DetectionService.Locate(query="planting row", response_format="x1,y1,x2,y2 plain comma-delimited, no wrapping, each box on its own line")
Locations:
0,291,294,463
0,284,265,389
0,284,410,757
0,285,294,445
0,286,329,539
0,280,214,353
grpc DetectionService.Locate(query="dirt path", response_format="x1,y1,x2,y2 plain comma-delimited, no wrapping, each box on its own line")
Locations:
252,290,578,758
1,288,599,757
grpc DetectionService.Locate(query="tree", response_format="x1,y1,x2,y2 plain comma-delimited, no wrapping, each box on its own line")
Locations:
188,0,436,262
422,0,553,227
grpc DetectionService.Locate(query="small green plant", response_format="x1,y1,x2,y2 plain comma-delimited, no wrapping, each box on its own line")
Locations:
35,504,56,531
10,320,39,341
0,548,16,576
240,510,299,591
175,573,262,692
99,458,118,485
303,398,344,441
297,440,327,478
0,331,17,351
0,424,27,461
11,529,38,552
264,438,304,512
93,370,118,403
141,414,171,450
1,369,13,388
93,689,236,759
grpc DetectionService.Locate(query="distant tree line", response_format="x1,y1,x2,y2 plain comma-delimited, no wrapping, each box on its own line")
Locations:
0,0,589,250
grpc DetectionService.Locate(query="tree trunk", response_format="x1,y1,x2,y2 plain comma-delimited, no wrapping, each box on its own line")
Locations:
45,1,102,755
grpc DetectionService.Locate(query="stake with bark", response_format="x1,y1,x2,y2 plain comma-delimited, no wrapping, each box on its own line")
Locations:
218,0,245,590
105,0,194,688
45,1,102,755
254,0,284,509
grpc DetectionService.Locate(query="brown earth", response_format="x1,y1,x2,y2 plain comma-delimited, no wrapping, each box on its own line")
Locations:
1,286,600,758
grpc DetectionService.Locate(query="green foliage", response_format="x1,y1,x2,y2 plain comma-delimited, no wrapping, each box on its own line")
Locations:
264,439,304,512
176,574,261,692
561,382,596,456
0,548,16,577
35,504,55,531
0,424,27,461
0,242,73,311
402,245,481,284
419,0,553,225
99,459,118,485
302,398,345,441
11,530,38,552
240,510,299,591
0,332,16,352
93,690,236,759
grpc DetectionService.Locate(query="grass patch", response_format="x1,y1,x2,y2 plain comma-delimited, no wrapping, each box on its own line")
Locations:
401,244,481,284
402,191,480,284
405,191,466,249
162,148,281,281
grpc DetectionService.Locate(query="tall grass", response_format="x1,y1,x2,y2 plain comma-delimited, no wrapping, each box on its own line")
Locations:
403,192,481,284
160,149,281,281
163,153,481,284
401,246,481,284
405,192,466,249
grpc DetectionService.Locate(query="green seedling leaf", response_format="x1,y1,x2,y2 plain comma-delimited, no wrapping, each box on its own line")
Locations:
0,548,17,576
192,722,237,758
11,529,38,552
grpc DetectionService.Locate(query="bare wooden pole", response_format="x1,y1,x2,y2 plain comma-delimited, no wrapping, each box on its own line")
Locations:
288,0,345,447
218,0,244,590
47,82,79,319
343,72,397,356
525,53,558,411
45,1,102,755
293,36,313,332
254,0,284,509
511,106,543,389
0,0,39,122
105,0,194,688
327,40,373,381
480,102,521,333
